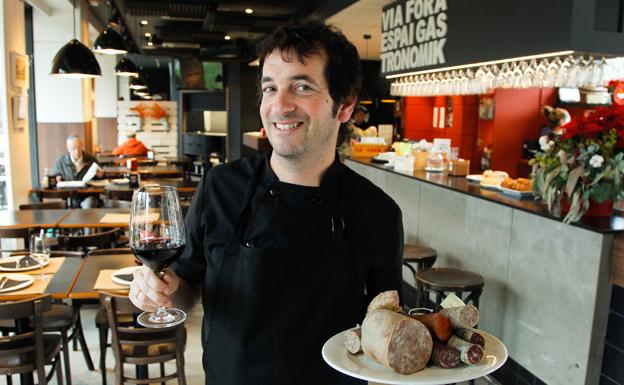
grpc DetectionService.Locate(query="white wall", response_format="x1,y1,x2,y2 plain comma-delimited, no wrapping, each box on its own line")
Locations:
33,0,84,122
94,54,117,117
0,0,33,209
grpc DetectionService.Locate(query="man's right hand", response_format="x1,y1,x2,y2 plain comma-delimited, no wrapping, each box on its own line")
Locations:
129,266,180,312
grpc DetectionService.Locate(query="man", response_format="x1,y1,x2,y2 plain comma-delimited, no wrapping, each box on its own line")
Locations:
52,135,104,208
130,19,403,385
112,131,149,157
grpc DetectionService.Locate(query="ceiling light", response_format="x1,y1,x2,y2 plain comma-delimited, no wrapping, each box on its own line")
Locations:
50,0,101,78
245,8,253,14
145,32,152,37
129,76,148,90
147,41,154,46
224,35,231,40
140,20,148,25
115,57,139,77
93,27,127,54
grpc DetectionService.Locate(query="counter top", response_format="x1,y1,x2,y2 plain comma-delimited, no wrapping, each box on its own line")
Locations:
347,157,624,234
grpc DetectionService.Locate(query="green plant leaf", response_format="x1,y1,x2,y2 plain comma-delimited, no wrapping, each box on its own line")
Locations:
565,165,584,197
590,183,614,203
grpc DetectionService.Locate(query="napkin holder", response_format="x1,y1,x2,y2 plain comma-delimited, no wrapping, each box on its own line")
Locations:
448,159,470,176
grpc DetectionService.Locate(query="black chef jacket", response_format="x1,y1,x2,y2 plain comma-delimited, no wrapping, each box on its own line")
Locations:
171,152,404,385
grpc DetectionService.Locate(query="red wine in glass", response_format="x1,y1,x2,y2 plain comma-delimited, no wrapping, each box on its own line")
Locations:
130,185,186,328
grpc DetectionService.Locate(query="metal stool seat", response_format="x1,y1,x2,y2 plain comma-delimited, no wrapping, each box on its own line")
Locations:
415,267,484,308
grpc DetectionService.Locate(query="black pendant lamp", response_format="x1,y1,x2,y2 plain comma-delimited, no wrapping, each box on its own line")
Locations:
50,1,101,77
115,57,139,77
93,27,127,55
129,76,147,90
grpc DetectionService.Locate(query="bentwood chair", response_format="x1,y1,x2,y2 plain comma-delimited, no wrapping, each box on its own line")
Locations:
0,295,64,385
102,293,187,385
19,201,67,210
57,227,123,252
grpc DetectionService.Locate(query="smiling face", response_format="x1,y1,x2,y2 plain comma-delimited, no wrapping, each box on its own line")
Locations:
260,49,353,164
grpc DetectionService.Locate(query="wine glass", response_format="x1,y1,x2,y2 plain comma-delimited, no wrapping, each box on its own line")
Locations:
130,185,186,328
30,230,50,281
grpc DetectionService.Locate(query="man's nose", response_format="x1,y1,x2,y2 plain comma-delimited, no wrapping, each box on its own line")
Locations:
274,89,295,115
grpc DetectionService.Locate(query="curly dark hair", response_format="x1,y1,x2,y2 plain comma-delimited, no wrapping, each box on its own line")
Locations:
256,18,362,146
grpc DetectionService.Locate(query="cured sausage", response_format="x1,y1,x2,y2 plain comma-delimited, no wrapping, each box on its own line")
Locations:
343,327,362,354
447,335,484,364
430,341,461,368
408,313,452,342
367,290,401,315
439,305,479,329
361,309,433,374
455,327,485,347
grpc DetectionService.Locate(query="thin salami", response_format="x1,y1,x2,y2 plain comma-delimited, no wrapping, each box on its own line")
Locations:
430,341,461,368
447,335,484,364
344,327,362,354
455,327,485,347
361,309,433,374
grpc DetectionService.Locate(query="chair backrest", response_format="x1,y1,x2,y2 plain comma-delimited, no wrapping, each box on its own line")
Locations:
0,295,52,382
0,227,34,249
36,189,73,201
19,201,66,210
101,293,186,384
177,188,196,201
87,247,132,256
57,228,121,251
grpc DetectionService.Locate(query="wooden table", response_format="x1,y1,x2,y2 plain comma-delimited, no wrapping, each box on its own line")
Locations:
0,256,83,301
0,209,71,229
105,178,197,193
103,165,182,179
57,208,131,229
70,254,135,299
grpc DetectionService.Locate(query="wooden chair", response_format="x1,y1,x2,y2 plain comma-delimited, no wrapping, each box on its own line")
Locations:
0,227,34,252
177,188,196,202
57,228,122,252
19,201,67,210
102,293,187,385
0,295,64,385
34,189,74,205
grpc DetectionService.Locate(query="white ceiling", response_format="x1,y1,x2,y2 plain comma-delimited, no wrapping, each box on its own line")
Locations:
327,0,394,61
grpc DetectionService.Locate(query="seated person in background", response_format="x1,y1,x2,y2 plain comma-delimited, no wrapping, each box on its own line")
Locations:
112,131,149,157
52,134,104,208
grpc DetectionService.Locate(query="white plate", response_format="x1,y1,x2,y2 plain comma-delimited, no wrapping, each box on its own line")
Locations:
0,255,50,272
111,266,140,285
499,187,535,198
112,178,130,185
424,167,445,173
0,273,35,293
480,183,501,191
466,174,483,183
322,329,508,385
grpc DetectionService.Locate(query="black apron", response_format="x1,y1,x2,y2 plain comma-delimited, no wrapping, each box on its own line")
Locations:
203,163,364,385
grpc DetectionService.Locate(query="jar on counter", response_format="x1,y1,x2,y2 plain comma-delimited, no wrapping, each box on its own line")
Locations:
425,149,445,172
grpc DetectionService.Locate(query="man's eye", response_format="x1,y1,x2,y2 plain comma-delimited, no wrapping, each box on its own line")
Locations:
262,86,275,94
295,84,313,92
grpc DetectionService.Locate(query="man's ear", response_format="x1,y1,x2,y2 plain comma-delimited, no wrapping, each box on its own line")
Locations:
336,97,357,123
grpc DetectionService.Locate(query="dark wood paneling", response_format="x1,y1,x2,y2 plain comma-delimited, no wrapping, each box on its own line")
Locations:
96,117,118,152
36,122,91,181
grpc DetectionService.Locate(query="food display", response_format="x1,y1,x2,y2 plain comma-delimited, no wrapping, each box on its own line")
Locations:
343,290,497,375
500,177,532,192
479,170,509,189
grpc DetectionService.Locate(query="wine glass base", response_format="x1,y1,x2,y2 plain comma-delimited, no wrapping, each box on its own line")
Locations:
137,308,186,328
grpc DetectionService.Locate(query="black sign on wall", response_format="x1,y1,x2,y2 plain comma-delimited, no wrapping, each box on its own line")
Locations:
380,0,624,77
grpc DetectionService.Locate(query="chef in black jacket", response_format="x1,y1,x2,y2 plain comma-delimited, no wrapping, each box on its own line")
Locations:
130,19,404,385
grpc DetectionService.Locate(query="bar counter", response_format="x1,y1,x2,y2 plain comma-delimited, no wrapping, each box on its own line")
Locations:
346,157,621,385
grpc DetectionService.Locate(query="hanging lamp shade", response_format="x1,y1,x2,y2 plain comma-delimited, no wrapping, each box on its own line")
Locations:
93,27,127,54
50,39,102,78
129,76,147,90
115,57,139,77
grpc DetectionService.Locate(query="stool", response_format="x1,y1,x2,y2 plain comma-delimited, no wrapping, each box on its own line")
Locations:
402,244,437,280
415,267,484,309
